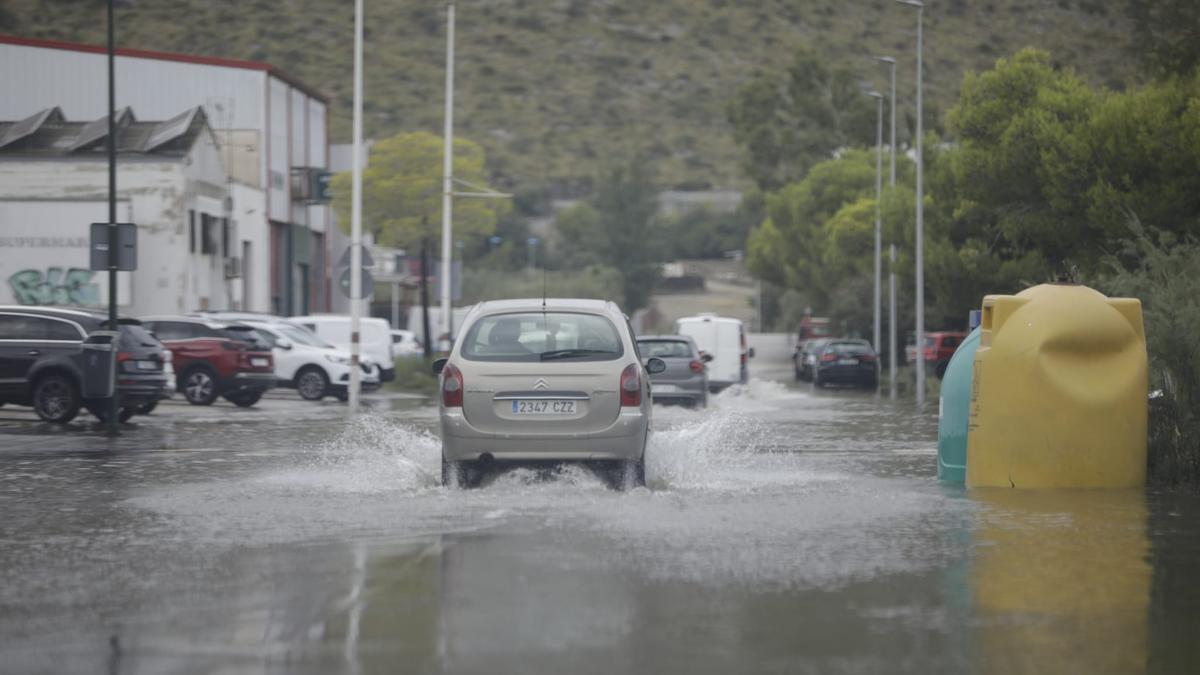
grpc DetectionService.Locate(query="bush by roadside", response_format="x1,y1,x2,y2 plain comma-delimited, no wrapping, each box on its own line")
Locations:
387,357,439,397
1103,223,1200,487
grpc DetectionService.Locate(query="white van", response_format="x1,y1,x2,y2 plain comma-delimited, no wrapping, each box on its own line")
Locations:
674,313,753,392
287,315,396,382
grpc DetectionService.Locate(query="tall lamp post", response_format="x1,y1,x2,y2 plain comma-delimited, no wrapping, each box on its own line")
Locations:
348,0,365,412
440,1,457,349
896,0,926,406
865,90,884,363
105,0,120,435
873,55,898,398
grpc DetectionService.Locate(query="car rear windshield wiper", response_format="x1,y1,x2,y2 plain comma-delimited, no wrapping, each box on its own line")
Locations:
539,348,617,361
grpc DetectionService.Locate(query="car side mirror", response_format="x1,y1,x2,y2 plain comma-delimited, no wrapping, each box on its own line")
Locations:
700,353,714,363
432,358,448,375
276,338,293,350
748,347,756,358
645,357,667,375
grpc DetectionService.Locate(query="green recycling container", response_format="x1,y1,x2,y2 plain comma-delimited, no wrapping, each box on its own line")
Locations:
937,326,980,483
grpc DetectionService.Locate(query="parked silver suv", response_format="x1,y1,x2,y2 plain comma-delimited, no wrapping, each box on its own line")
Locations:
434,299,665,488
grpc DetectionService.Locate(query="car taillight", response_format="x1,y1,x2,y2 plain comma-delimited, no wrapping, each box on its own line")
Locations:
860,353,876,361
821,353,837,362
442,363,463,408
620,363,641,407
116,351,131,362
689,360,704,374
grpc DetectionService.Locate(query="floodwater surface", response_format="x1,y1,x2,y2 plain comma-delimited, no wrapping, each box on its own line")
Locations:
0,372,1197,674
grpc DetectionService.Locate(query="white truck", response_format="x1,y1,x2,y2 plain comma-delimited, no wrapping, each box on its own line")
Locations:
674,313,753,392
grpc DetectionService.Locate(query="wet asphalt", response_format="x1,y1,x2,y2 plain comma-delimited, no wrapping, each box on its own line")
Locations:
0,360,1198,674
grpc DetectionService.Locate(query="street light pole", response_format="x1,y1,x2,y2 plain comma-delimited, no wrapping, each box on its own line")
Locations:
105,0,119,435
348,0,364,413
874,55,898,399
866,91,884,361
441,1,456,350
897,0,926,406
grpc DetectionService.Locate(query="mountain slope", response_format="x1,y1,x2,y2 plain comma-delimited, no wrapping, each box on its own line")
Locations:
2,0,1137,191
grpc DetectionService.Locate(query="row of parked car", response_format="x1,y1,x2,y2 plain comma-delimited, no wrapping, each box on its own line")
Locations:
635,313,757,408
0,305,423,424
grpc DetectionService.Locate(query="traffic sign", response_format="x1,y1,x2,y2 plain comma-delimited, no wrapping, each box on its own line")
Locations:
337,244,374,270
89,223,137,271
338,266,374,300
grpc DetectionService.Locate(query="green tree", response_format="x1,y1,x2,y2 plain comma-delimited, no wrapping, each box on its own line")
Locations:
329,131,506,251
728,48,876,191
556,159,663,312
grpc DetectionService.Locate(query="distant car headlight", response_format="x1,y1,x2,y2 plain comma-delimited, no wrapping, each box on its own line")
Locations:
325,354,352,366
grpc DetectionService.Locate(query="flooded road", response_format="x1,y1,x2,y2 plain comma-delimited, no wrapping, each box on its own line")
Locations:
1,366,1197,674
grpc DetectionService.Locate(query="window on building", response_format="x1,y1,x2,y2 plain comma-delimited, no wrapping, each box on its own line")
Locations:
188,210,196,253
200,214,218,255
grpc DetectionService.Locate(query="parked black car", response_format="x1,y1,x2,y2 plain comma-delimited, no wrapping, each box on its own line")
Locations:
0,306,169,423
812,339,879,389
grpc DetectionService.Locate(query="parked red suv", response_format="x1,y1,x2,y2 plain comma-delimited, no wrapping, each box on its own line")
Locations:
141,316,275,407
906,331,968,378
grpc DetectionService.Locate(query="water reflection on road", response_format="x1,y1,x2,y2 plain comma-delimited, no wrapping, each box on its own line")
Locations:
0,375,1196,673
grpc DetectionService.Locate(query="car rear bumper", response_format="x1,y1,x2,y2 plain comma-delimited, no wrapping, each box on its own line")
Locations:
816,366,878,385
115,373,170,403
440,408,648,462
227,371,277,392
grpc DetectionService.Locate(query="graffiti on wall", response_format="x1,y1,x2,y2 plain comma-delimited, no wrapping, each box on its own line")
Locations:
7,268,101,306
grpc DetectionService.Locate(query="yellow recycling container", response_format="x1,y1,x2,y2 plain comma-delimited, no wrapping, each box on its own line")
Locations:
966,284,1147,488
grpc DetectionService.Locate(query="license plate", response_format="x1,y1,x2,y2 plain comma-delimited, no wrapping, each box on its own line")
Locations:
136,360,159,370
251,357,270,367
838,358,859,365
653,384,680,393
511,400,576,414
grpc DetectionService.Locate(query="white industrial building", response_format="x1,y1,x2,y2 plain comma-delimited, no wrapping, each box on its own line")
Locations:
0,34,333,315
0,106,241,315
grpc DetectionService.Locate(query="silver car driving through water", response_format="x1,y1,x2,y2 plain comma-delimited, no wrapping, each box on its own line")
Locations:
434,299,665,489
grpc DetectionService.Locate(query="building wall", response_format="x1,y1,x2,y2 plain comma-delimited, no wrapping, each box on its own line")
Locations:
1,40,332,317
0,141,234,315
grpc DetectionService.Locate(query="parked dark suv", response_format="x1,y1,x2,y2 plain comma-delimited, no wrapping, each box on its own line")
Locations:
141,316,275,407
0,306,169,423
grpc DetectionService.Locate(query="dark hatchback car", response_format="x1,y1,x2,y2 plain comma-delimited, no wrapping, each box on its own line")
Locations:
0,306,169,423
813,339,879,389
142,316,275,407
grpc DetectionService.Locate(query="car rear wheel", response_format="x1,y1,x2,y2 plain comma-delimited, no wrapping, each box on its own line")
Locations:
442,456,468,488
225,391,263,407
295,367,329,401
182,367,218,406
32,374,81,424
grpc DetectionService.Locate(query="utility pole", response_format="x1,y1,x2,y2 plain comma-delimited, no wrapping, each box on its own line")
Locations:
875,55,898,399
867,90,884,361
348,0,365,412
440,1,456,351
105,0,119,435
420,235,432,360
896,0,926,406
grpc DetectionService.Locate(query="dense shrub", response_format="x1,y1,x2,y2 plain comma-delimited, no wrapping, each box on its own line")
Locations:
1102,222,1200,486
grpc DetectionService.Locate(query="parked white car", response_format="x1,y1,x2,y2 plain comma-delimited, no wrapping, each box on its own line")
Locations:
246,321,380,401
288,315,396,383
674,313,753,392
390,329,423,357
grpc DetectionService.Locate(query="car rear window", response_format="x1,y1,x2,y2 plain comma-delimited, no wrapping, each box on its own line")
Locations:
828,342,873,356
118,323,161,350
637,340,693,358
461,312,624,362
223,326,270,350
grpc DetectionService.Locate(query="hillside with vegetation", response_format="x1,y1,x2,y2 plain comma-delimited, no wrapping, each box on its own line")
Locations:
2,0,1138,191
